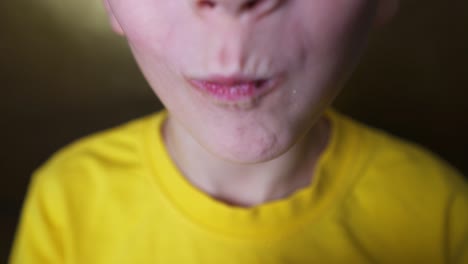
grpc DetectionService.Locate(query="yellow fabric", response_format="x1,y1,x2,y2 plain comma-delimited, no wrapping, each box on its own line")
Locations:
10,110,468,263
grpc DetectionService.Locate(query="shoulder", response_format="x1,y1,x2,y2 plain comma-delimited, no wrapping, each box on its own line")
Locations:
40,112,162,171
31,111,165,199
330,110,466,195
11,112,167,262
330,111,468,262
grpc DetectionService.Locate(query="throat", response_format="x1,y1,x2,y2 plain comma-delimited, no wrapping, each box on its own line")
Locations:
162,114,330,208
210,169,315,208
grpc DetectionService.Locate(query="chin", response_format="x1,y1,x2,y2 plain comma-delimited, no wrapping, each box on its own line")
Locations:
201,129,295,164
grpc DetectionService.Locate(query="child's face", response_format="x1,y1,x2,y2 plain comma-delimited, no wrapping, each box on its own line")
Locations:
106,0,384,163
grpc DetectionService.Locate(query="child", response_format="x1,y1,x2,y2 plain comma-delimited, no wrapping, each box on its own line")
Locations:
10,0,468,263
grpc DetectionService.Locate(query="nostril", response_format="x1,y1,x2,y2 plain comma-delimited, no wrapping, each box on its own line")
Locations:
241,0,285,17
198,0,216,9
196,0,284,16
242,0,262,11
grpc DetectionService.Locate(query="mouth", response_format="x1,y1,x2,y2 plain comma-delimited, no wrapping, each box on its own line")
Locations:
187,75,282,109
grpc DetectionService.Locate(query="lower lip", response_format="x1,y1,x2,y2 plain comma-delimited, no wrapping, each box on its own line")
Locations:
188,78,280,103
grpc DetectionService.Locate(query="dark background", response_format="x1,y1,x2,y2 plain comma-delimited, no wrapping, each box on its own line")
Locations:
1,0,467,261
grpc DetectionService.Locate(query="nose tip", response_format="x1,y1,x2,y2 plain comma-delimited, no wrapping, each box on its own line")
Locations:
195,0,282,18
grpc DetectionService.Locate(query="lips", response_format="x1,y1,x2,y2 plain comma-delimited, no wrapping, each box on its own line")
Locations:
187,76,281,107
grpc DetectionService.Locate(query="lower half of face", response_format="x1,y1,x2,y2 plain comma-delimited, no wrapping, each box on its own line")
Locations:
113,0,377,163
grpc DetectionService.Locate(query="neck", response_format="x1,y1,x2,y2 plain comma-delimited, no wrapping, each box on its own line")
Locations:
163,115,330,208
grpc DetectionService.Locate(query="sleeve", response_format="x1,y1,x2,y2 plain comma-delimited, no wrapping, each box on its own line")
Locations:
9,169,70,263
448,178,468,264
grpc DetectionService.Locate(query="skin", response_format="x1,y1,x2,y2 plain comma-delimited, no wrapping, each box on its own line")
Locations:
104,0,398,206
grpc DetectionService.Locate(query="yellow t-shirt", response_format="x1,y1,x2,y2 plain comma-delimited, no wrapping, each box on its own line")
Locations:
10,110,468,263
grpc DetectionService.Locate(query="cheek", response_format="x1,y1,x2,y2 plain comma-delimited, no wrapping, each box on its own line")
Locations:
115,1,193,59
287,0,377,89
295,0,375,50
